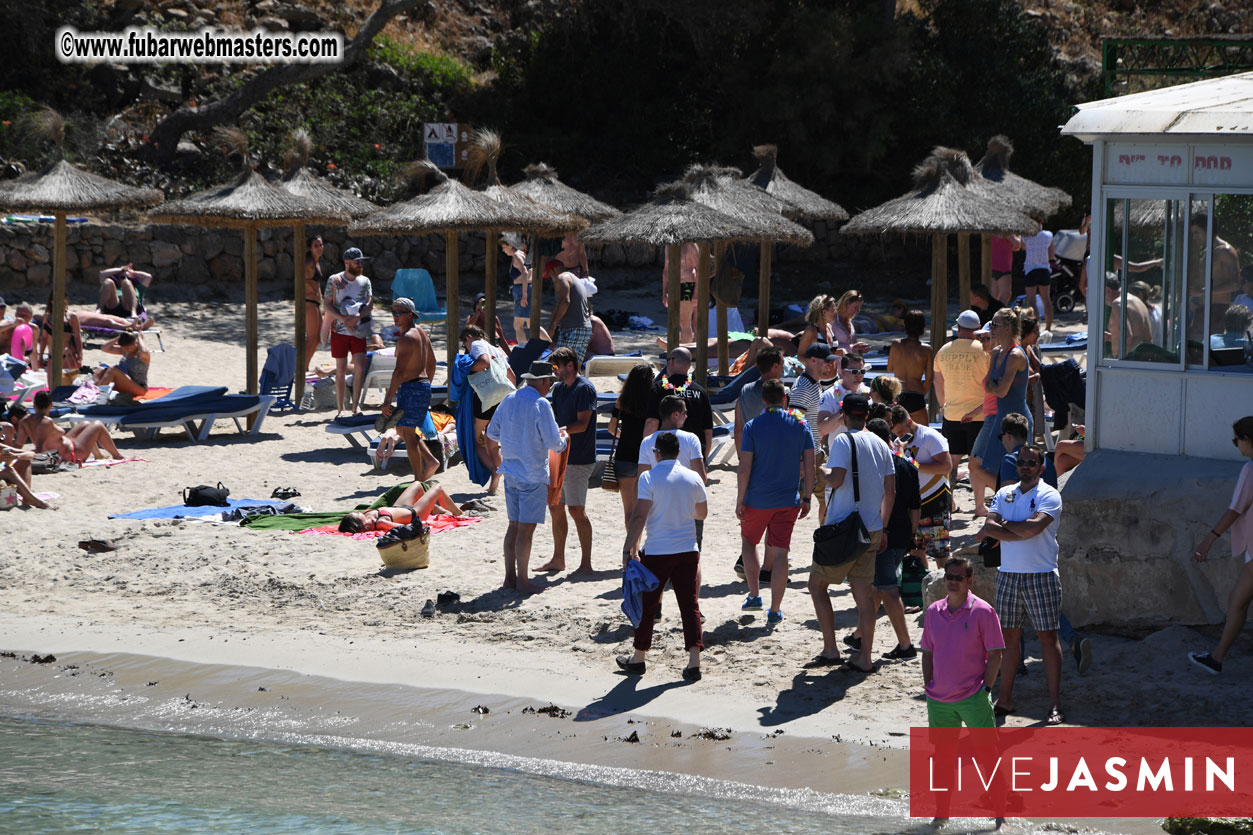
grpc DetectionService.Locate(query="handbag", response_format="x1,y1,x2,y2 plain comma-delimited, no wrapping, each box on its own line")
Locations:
31,450,62,475
467,353,514,411
601,433,620,492
812,437,872,566
979,536,1001,568
377,522,431,570
183,482,230,507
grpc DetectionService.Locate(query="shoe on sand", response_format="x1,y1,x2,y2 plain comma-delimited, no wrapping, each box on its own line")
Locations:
1073,637,1092,675
615,656,645,675
1188,651,1222,675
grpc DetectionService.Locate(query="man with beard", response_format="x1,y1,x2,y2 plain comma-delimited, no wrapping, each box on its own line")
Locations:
324,247,375,416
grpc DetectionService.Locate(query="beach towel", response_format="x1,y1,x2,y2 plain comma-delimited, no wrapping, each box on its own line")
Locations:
547,446,569,506
135,387,173,402
109,497,286,520
237,481,418,531
81,457,148,468
296,514,481,540
621,559,660,628
450,354,491,486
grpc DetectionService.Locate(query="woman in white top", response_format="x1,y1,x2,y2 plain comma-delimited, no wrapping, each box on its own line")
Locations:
1188,415,1253,675
1021,224,1055,332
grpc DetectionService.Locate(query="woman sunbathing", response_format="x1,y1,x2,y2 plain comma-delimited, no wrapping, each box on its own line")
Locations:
338,480,472,533
17,391,124,464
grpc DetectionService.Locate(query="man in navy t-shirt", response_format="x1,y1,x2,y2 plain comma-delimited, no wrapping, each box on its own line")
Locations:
540,346,598,577
736,379,816,623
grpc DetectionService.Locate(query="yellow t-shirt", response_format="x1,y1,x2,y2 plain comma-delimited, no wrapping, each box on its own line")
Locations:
934,338,990,421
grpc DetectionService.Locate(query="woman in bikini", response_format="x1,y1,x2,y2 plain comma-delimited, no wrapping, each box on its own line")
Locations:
337,480,469,533
303,236,327,373
18,391,124,464
501,235,531,344
796,294,839,359
33,297,83,376
555,233,589,278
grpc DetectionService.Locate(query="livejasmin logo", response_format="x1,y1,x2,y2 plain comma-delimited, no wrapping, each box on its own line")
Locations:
909,727,1253,818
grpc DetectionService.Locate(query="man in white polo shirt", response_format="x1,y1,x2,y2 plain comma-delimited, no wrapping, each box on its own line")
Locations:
976,444,1065,725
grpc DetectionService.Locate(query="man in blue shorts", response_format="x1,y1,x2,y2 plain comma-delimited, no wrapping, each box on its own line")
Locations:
382,298,439,481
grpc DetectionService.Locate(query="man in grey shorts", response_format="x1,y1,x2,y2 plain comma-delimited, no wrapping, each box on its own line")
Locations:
538,346,598,576
976,444,1066,725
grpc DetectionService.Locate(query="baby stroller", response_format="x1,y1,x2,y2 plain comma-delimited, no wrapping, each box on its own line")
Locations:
1049,228,1087,314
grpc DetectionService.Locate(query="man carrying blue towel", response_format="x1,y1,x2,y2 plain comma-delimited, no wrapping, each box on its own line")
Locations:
617,431,708,681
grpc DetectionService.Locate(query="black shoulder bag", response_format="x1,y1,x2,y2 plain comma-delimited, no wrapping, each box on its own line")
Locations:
812,437,872,566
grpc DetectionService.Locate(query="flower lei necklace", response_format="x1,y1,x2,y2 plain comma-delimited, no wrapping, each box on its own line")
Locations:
661,369,694,393
766,406,806,422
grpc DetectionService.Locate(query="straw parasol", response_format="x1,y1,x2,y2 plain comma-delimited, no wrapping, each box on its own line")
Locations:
0,109,163,387
511,162,620,337
465,131,586,347
684,164,813,373
843,148,1037,378
582,181,762,381
744,144,848,337
972,136,1074,302
349,161,545,368
149,128,349,395
279,129,378,403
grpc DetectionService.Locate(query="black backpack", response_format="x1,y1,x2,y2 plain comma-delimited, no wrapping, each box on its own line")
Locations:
183,482,230,507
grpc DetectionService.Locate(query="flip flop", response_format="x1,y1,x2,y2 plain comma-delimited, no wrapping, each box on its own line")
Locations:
838,662,878,675
802,655,843,669
1047,707,1065,726
994,704,1014,717
375,408,404,434
271,486,301,500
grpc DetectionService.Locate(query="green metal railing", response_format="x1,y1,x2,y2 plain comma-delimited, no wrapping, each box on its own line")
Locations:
1103,37,1253,97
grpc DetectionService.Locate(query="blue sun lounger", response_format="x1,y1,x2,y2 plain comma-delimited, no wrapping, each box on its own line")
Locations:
72,385,276,442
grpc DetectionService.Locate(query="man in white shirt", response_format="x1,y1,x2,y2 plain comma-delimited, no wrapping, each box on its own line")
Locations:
791,345,838,519
889,404,953,568
816,353,870,445
977,444,1065,725
485,361,569,596
618,431,709,680
323,247,376,417
806,394,896,672
637,396,706,481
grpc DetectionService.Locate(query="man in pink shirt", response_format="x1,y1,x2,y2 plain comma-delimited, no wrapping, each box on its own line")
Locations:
920,557,1004,727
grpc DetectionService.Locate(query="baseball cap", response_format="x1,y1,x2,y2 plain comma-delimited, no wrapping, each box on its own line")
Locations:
842,393,870,416
975,322,992,336
956,309,980,330
392,297,417,314
343,247,370,262
804,344,839,361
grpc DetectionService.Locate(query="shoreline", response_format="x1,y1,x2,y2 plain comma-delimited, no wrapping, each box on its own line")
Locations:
0,640,1160,835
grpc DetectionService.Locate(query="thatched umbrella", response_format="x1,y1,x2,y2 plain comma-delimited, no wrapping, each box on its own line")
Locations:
581,181,761,383
0,110,162,387
842,148,1037,376
149,129,348,395
684,164,814,374
744,144,849,336
278,129,378,404
350,162,538,369
972,136,1073,304
465,132,586,348
511,162,620,336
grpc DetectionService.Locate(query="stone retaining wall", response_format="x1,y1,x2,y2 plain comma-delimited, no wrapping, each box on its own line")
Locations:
0,217,907,302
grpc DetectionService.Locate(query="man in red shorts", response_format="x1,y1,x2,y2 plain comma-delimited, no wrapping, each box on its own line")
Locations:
735,378,815,624
323,247,375,416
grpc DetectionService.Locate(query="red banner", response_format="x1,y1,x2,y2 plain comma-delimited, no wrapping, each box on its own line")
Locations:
910,727,1253,818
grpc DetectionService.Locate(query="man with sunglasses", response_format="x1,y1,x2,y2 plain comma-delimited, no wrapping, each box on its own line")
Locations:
977,443,1066,725
815,353,870,445
324,247,375,416
920,557,1003,727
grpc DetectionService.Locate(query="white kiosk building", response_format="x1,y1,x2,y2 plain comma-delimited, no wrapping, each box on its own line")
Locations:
1056,73,1253,627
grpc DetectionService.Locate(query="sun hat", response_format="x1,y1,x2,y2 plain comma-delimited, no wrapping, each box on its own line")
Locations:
520,360,556,381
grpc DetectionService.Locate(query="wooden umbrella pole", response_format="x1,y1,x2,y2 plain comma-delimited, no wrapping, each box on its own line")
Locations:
245,226,259,395
957,232,971,311
50,212,67,387
694,242,711,387
528,233,543,338
980,233,992,289
930,232,947,420
445,232,459,372
293,222,307,407
758,241,771,336
484,230,499,347
666,243,681,352
713,241,729,375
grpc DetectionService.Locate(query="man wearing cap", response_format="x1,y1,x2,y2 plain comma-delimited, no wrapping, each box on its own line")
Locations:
485,361,570,595
807,393,896,671
324,247,375,416
381,297,439,480
791,344,837,519
934,310,989,489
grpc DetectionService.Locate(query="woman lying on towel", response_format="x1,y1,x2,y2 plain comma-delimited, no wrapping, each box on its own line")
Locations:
338,480,469,533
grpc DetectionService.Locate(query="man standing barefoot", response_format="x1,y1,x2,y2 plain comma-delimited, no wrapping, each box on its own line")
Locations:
382,298,439,482
486,361,569,595
324,247,375,416
537,346,597,577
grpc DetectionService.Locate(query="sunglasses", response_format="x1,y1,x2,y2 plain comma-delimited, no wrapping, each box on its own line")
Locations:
351,259,366,265
1017,459,1042,468
944,573,968,582
845,368,866,376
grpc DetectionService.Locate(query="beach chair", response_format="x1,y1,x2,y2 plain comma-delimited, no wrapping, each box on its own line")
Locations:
258,343,297,412
324,412,448,472
80,324,166,352
71,385,276,443
584,355,655,377
389,269,446,324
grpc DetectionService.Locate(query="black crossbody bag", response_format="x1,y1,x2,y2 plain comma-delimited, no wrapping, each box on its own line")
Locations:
812,437,872,566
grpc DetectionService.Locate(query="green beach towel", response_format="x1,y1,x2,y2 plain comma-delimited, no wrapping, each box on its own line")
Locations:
240,482,422,531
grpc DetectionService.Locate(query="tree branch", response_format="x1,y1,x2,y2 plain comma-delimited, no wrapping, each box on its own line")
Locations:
149,0,421,163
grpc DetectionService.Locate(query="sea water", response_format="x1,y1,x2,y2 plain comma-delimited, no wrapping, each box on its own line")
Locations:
0,716,915,834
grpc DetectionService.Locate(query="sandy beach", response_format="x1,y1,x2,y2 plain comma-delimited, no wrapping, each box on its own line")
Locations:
1,279,1247,833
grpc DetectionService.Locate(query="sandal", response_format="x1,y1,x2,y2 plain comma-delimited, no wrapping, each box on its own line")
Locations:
802,654,843,669
1047,706,1065,726
271,486,301,500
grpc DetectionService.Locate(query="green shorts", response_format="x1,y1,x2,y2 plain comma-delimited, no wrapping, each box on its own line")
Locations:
927,688,995,728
